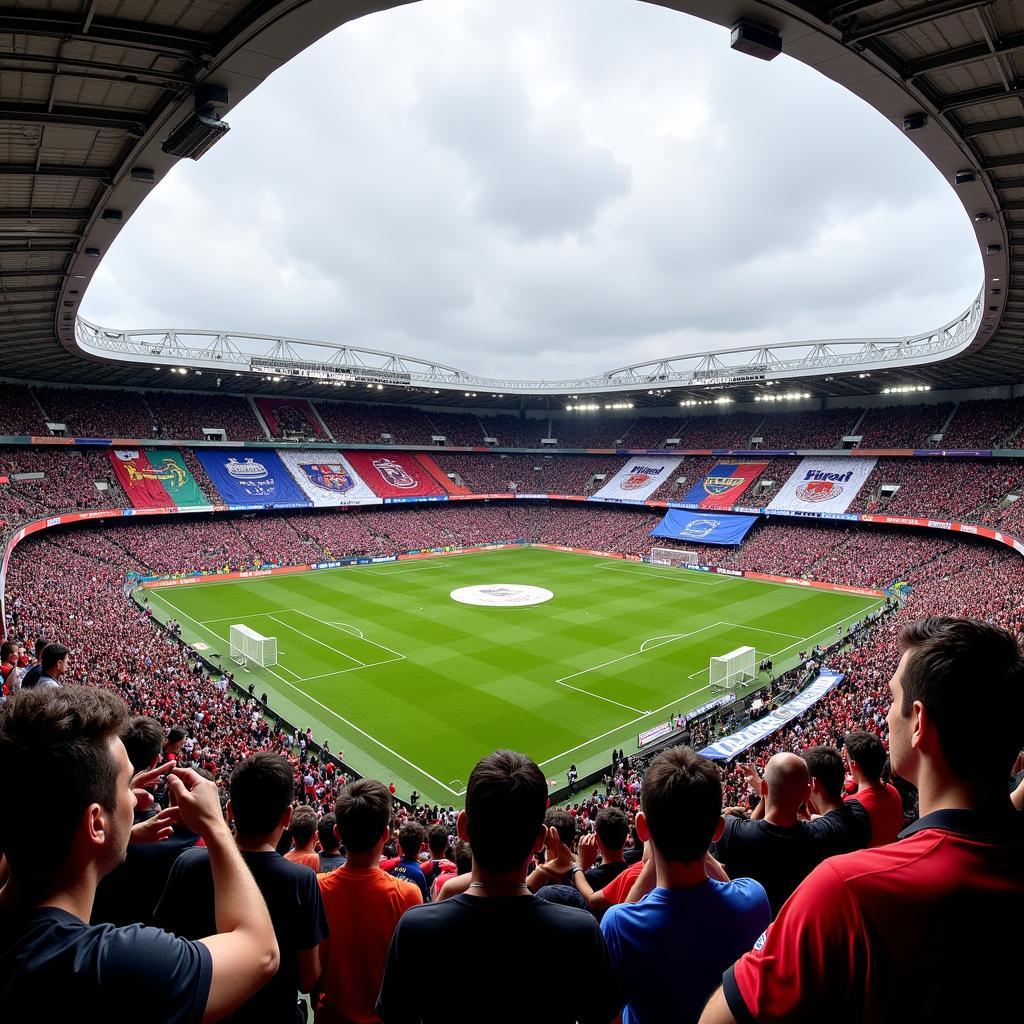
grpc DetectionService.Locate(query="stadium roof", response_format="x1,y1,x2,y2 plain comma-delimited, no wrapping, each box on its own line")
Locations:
2,0,1024,407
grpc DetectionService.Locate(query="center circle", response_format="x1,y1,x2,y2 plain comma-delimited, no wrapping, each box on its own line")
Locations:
449,584,554,607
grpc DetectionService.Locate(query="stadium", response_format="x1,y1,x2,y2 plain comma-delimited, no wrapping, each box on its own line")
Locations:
0,2,1022,1023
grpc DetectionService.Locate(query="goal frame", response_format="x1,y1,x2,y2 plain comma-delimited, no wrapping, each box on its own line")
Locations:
229,624,278,668
709,645,756,689
650,546,699,567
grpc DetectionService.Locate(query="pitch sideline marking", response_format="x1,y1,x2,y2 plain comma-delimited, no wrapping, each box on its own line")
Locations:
594,564,729,586
290,609,406,661
266,614,365,667
150,597,457,795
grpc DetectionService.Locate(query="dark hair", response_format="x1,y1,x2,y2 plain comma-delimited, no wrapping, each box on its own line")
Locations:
544,807,576,848
594,807,628,851
0,686,127,877
427,823,448,857
318,812,340,853
844,729,886,780
453,840,473,874
289,805,318,846
335,779,391,853
464,751,546,873
398,821,425,859
899,617,1024,786
166,727,187,745
41,643,69,674
803,746,845,801
1,641,16,663
120,715,164,774
34,637,47,657
229,753,294,836
640,746,722,863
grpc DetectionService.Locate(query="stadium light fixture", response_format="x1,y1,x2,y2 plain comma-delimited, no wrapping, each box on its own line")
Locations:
954,170,976,185
975,213,993,223
902,113,928,132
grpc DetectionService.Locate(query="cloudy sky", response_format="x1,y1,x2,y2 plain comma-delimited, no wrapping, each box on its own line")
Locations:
83,0,982,381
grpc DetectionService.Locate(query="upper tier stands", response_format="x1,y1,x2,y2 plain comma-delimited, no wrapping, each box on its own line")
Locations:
3,381,1024,449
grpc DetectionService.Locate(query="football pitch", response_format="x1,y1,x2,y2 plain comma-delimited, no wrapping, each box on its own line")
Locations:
143,548,882,804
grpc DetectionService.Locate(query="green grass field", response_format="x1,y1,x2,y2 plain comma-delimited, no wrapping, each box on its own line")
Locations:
143,548,881,804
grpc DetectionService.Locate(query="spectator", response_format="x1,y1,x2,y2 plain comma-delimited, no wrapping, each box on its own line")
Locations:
802,746,872,857
711,755,817,916
163,725,187,761
284,805,321,872
157,752,327,1024
316,779,422,1024
434,841,473,900
17,638,46,690
419,823,454,892
377,750,622,1024
388,822,430,901
316,813,345,873
92,715,201,927
843,729,904,847
36,643,69,689
579,807,629,890
0,686,279,1020
1,640,18,695
701,617,1024,1023
601,747,770,1024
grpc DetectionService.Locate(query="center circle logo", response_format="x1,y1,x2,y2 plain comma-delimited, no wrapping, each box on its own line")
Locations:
450,584,554,607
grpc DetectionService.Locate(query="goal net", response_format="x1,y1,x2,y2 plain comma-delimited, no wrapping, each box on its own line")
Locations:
229,624,278,668
709,646,756,689
650,546,699,567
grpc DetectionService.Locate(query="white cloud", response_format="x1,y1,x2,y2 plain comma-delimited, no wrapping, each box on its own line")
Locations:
84,0,981,380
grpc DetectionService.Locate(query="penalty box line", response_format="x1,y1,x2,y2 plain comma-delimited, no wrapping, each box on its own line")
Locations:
153,597,455,796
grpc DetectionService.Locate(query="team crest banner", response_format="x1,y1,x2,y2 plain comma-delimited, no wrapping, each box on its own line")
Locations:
195,450,310,508
278,450,379,506
767,456,876,515
649,507,758,546
108,449,208,509
342,450,447,499
589,456,682,504
680,462,768,509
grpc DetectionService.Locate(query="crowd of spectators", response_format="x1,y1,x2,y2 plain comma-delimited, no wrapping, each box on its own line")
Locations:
147,391,267,441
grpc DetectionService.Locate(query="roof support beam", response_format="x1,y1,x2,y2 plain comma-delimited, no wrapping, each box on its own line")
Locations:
982,153,1024,169
961,115,1024,137
907,32,1024,78
0,284,59,295
0,101,146,136
938,82,1024,113
0,14,212,59
0,52,194,88
0,209,91,221
843,1,991,45
0,164,111,181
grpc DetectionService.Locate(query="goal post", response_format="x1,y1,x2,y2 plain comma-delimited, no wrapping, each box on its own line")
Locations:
229,624,278,668
709,645,756,689
650,546,700,567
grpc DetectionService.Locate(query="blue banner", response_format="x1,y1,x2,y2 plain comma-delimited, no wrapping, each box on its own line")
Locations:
196,450,310,508
699,670,845,760
649,508,758,546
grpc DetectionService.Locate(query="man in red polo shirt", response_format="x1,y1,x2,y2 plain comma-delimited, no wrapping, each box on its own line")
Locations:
700,616,1024,1024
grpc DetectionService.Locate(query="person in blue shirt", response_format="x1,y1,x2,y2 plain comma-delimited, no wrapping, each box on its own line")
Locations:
600,746,771,1024
388,822,431,901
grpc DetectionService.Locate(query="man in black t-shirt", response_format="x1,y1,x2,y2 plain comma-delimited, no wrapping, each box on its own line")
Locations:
0,686,279,1024
316,813,345,873
803,746,872,859
710,753,818,916
377,750,622,1024
579,807,629,890
156,753,328,1024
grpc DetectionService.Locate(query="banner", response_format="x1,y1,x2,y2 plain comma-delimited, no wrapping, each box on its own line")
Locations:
589,455,682,504
649,507,758,546
109,449,174,508
342,450,447,498
254,397,328,439
145,449,208,507
768,456,876,514
195,450,310,508
699,670,845,760
680,462,767,509
278,450,380,507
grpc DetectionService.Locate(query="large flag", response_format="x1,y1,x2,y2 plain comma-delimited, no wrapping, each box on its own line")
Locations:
109,449,208,509
195,450,310,508
680,462,768,509
342,450,447,498
767,456,876,515
649,507,758,546
589,455,682,504
278,450,380,507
